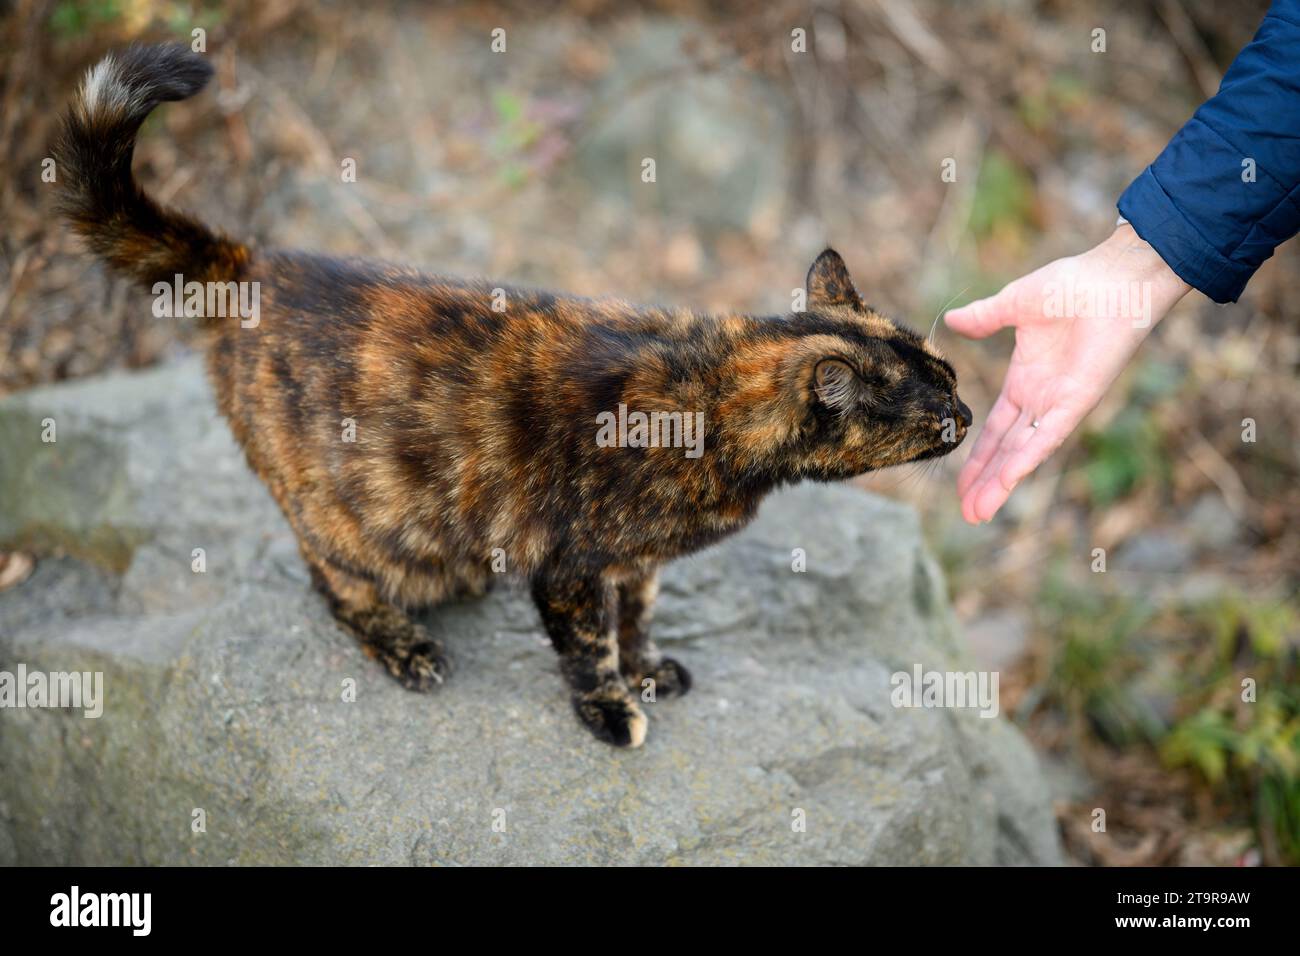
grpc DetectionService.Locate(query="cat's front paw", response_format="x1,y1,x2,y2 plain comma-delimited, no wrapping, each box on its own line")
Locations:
573,683,647,748
630,657,693,700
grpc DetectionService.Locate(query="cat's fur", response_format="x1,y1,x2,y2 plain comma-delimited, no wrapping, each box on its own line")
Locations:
53,44,971,747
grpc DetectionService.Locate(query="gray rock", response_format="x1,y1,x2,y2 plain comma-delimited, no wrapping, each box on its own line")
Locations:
1117,530,1193,574
0,358,1060,865
964,609,1031,672
1184,492,1240,553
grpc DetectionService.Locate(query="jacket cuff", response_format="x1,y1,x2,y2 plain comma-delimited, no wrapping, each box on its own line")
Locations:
1117,168,1255,304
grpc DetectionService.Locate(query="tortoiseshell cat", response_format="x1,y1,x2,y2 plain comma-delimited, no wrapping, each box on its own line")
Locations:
54,45,971,747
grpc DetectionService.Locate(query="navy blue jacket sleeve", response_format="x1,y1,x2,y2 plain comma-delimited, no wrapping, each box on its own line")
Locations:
1117,0,1300,303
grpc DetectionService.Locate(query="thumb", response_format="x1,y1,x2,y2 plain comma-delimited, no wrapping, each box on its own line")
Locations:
945,283,1019,339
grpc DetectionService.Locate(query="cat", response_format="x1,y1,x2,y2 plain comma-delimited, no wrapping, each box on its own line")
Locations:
53,44,972,747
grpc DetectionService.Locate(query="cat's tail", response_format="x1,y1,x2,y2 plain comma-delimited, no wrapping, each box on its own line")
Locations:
51,43,250,298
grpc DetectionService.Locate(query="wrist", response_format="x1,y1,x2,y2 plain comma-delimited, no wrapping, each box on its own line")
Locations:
1081,223,1190,329
1098,223,1192,313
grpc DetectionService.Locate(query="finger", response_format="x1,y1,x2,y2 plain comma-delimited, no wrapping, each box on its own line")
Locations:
957,393,1021,499
963,410,1034,522
968,412,1070,522
944,283,1018,339
969,465,1018,524
996,409,1073,490
960,420,1013,524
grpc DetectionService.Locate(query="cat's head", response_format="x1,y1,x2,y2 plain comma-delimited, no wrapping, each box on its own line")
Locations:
727,249,971,480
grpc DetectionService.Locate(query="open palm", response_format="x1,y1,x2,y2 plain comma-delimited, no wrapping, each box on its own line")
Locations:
945,228,1190,523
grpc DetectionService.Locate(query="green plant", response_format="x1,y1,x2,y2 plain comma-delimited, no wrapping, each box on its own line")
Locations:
490,89,543,188
1038,575,1300,862
969,150,1034,238
1039,573,1157,746
1160,594,1300,862
50,0,124,37
1080,405,1169,506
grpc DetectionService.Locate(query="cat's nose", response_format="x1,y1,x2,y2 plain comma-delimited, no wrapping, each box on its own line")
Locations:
955,397,972,427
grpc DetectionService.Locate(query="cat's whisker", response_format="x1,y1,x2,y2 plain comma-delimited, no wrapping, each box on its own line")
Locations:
928,286,970,345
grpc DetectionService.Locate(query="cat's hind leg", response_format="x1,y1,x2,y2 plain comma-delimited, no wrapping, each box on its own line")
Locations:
305,552,452,692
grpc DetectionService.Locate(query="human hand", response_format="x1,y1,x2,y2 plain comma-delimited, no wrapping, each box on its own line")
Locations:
945,224,1191,524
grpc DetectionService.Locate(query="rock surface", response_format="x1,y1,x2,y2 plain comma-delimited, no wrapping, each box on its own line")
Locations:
0,358,1060,865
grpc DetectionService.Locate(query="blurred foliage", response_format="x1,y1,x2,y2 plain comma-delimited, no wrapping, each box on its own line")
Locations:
1080,408,1169,506
1039,574,1300,864
969,150,1034,239
491,89,543,188
50,0,223,39
1079,360,1183,506
1016,71,1087,133
1040,572,1158,746
1162,594,1300,863
50,0,123,37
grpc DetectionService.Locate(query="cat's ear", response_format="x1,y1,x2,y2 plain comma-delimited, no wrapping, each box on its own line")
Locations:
775,335,868,418
812,357,867,413
806,248,861,310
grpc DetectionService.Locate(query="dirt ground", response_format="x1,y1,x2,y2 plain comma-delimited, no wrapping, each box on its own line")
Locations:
2,0,1297,865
